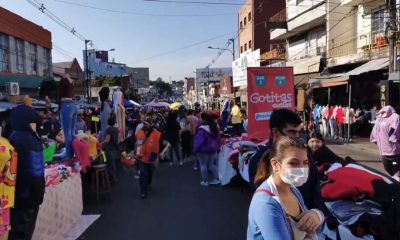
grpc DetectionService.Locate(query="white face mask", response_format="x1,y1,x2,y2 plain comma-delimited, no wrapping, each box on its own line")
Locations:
279,166,309,187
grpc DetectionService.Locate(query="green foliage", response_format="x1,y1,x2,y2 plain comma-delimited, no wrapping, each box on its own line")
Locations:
153,78,172,97
94,76,122,87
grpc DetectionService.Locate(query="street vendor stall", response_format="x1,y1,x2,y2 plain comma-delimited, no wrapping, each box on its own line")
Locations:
32,164,82,240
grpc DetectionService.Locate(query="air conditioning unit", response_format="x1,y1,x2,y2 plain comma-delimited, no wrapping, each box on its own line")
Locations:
6,82,20,96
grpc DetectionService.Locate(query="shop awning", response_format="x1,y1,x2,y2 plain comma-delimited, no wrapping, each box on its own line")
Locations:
0,75,55,89
309,58,389,89
309,74,349,89
346,58,389,76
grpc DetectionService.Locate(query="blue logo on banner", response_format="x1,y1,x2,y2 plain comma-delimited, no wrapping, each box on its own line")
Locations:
256,75,266,87
255,112,272,121
275,75,287,87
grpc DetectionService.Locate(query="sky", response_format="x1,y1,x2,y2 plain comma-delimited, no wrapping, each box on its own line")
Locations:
1,0,241,81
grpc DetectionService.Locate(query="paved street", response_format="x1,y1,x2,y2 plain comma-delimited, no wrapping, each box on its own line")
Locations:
326,137,384,172
78,138,386,240
80,163,251,240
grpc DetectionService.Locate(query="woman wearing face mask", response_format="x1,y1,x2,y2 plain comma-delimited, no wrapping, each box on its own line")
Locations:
247,136,324,240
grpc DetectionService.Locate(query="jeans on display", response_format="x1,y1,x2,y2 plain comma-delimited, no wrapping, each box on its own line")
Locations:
338,123,343,139
313,120,320,133
321,119,328,136
61,102,79,159
344,124,353,140
8,206,40,240
197,153,219,182
137,161,154,195
329,119,337,138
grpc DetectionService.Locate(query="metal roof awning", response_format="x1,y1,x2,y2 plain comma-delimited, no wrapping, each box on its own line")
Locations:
0,75,55,89
309,58,389,89
346,58,389,76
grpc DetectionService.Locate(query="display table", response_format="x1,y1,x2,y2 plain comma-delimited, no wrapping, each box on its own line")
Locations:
32,173,83,240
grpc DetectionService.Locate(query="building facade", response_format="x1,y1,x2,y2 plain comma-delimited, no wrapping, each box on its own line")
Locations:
268,0,400,111
0,7,53,97
83,50,128,78
238,0,285,56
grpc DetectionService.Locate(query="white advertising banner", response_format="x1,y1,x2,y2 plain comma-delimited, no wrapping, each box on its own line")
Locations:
232,49,261,87
195,67,232,83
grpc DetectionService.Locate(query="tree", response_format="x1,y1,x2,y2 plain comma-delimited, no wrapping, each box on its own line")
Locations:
153,78,172,97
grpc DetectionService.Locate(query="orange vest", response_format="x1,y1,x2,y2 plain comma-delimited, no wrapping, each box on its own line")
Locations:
136,129,161,163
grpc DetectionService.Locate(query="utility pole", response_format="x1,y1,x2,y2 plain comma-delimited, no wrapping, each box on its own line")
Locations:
387,0,397,73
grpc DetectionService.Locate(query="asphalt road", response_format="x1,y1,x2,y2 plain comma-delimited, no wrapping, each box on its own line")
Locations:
79,162,251,240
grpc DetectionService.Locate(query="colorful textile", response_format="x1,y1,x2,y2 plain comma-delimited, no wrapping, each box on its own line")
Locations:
322,167,383,201
72,139,91,173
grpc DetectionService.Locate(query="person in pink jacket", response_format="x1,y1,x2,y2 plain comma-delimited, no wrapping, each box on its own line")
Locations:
370,105,400,180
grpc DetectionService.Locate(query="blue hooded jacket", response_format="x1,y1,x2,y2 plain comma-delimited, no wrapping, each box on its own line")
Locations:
9,104,45,208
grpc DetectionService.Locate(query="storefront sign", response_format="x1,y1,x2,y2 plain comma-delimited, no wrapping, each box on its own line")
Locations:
232,49,260,87
247,67,294,139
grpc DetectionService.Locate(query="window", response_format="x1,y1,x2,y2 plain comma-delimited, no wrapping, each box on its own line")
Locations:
42,48,50,76
248,12,252,22
297,0,305,4
28,42,37,75
240,21,243,29
249,40,252,50
372,8,388,42
15,38,24,73
244,17,247,26
244,43,247,51
240,46,243,53
0,33,9,72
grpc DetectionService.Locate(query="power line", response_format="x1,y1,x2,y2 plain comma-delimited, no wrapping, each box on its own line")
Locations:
143,0,248,6
26,0,99,49
133,31,236,63
52,0,235,17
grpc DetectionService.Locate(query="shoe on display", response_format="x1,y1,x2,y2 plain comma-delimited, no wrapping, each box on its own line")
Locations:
140,193,147,199
200,181,209,187
134,174,140,179
209,179,221,185
179,161,184,166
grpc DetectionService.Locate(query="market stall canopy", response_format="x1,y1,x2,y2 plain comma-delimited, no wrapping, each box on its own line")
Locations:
76,102,100,109
31,99,58,109
0,107,6,112
0,75,55,89
309,58,389,89
144,100,170,109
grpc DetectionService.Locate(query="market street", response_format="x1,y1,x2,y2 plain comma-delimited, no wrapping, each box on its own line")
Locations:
80,162,251,240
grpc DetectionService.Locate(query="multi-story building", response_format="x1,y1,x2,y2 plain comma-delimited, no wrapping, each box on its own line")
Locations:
238,0,285,56
269,0,327,110
268,0,400,111
83,49,128,78
0,7,53,97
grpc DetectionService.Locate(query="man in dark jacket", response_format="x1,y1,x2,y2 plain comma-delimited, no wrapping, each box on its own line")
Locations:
8,104,45,240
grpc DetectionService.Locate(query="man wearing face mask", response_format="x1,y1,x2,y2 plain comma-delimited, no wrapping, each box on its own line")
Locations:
250,109,325,213
135,117,162,199
8,104,45,240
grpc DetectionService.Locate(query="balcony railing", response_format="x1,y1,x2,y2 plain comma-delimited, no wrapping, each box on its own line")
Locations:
261,48,286,61
329,31,389,60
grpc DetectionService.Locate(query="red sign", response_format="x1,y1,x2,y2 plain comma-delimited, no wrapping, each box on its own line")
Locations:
247,67,295,140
